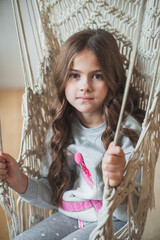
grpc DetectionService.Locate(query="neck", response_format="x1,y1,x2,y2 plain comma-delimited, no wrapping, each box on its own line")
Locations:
76,112,104,128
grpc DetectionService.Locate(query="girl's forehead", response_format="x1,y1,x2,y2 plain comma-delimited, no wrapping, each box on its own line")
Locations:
73,49,96,59
70,49,101,70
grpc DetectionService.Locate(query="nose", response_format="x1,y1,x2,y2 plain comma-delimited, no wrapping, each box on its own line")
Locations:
80,75,91,93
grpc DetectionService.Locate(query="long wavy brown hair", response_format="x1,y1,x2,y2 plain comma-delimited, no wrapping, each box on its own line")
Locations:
48,29,144,206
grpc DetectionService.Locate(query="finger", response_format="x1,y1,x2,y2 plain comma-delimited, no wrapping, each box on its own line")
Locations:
0,152,15,163
106,146,125,157
105,171,123,180
108,141,115,149
103,155,126,166
103,171,123,186
0,162,7,169
0,168,8,175
103,177,117,187
0,175,8,180
102,164,125,179
0,154,6,163
102,162,125,172
109,179,122,187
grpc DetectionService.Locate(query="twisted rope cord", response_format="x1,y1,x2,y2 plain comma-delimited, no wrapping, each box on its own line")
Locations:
144,51,160,124
13,0,35,88
11,0,29,88
30,0,43,55
25,0,42,62
114,0,146,146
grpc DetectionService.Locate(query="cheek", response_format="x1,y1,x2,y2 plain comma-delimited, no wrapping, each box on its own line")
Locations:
65,85,70,102
65,83,74,102
100,84,108,99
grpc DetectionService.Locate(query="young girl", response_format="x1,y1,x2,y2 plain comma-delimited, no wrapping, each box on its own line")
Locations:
0,29,142,240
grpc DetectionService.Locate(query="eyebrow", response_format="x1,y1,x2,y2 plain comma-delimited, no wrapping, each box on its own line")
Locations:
70,68,102,73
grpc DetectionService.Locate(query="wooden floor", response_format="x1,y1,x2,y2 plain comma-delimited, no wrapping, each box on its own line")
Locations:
0,90,160,240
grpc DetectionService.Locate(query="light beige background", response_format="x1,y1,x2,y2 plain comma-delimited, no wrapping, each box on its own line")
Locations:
0,90,160,240
0,90,24,240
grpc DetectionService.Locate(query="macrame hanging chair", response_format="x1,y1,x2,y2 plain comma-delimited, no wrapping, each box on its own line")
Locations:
0,0,160,239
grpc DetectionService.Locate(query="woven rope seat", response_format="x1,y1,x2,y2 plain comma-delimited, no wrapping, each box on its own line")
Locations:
0,0,160,239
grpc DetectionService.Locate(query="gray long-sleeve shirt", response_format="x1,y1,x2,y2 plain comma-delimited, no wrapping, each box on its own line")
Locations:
20,114,141,222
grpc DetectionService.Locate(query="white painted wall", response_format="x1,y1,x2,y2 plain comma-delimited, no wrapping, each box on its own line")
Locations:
0,0,40,89
0,0,24,89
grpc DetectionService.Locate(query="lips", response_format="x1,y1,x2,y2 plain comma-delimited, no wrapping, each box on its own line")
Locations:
77,97,93,102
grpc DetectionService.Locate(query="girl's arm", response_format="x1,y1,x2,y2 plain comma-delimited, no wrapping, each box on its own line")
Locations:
0,152,28,194
0,151,56,210
102,142,126,187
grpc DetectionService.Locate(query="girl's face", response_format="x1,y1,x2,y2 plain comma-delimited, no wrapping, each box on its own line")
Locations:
65,49,108,127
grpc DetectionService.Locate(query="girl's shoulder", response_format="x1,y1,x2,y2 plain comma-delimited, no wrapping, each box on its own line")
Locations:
122,114,142,133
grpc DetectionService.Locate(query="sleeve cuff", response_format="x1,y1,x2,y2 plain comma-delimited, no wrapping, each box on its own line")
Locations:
19,177,38,201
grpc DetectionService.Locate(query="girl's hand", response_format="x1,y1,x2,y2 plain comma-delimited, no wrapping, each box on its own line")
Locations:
0,152,28,194
102,142,126,187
